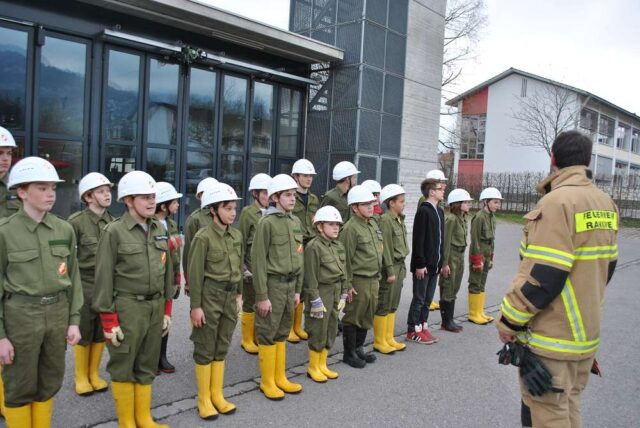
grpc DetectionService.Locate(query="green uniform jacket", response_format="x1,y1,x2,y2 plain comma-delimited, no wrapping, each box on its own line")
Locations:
293,192,319,244
188,222,243,309
442,211,467,266
0,176,21,218
92,211,174,313
339,215,383,288
238,204,262,271
303,236,348,301
68,209,116,292
183,207,212,277
469,209,495,262
0,209,83,338
379,211,409,277
321,186,349,222
251,207,304,300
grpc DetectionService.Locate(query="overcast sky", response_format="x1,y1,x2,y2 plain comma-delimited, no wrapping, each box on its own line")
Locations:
201,0,640,114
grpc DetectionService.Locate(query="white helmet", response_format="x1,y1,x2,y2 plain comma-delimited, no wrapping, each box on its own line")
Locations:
117,170,156,201
479,187,503,201
8,157,64,189
201,183,241,208
347,185,375,205
196,177,219,195
156,182,183,204
332,161,359,181
447,188,473,205
380,184,405,203
268,174,298,198
78,172,113,200
0,126,17,148
361,179,382,194
313,206,343,224
426,169,448,182
291,159,316,175
248,173,272,191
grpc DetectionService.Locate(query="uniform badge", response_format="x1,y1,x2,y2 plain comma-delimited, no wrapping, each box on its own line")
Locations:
57,262,67,276
161,252,167,265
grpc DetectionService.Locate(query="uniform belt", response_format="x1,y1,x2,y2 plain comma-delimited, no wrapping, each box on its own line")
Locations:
394,258,406,263
116,291,162,301
451,245,466,253
353,274,377,279
208,281,237,292
270,273,297,283
4,290,66,305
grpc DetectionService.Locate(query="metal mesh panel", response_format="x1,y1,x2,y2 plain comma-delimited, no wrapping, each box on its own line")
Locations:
337,0,364,23
292,0,313,31
383,73,403,116
361,66,383,111
332,66,359,109
336,22,363,64
363,22,385,69
308,149,331,194
313,0,337,28
306,110,331,154
358,110,381,153
365,0,388,26
311,26,336,45
380,158,398,186
387,0,408,35
380,114,401,156
357,155,378,182
330,109,357,152
385,32,406,75
309,67,332,112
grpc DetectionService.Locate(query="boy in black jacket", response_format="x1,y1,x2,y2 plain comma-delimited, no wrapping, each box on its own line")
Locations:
407,178,445,344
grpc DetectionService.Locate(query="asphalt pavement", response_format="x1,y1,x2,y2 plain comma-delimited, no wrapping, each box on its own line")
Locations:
2,221,638,427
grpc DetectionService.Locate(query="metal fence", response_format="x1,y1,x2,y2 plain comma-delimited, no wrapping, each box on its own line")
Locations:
448,172,640,219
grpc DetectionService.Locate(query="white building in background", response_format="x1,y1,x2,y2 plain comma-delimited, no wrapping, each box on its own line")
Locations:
446,68,640,182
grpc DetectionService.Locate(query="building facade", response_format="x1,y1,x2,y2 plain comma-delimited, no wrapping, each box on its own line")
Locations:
448,68,640,184
1,0,445,226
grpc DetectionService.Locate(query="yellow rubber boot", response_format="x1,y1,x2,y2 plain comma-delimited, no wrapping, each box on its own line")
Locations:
319,349,339,379
385,313,406,351
111,382,136,428
293,303,308,340
286,325,300,343
274,341,302,394
210,361,236,414
240,312,259,354
32,398,53,428
306,349,327,383
429,301,440,311
0,367,6,418
4,404,32,428
134,383,169,428
258,344,284,400
479,292,495,323
373,315,396,354
194,363,218,420
468,293,490,325
88,342,109,392
74,345,94,396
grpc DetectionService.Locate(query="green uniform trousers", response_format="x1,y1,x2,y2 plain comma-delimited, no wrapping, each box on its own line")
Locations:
343,276,379,330
388,263,406,313
468,242,493,294
190,281,239,364
255,276,295,345
242,275,256,313
2,294,69,407
106,296,163,385
304,283,339,352
440,246,466,301
78,271,103,345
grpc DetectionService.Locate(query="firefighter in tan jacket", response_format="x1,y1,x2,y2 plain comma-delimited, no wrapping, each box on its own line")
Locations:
497,131,618,428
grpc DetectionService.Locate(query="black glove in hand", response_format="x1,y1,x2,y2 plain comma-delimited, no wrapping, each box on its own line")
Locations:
497,342,526,366
520,352,553,396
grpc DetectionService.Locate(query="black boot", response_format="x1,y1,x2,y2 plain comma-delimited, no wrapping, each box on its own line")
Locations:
355,328,376,363
449,300,464,331
158,334,175,373
342,324,366,368
440,300,461,332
